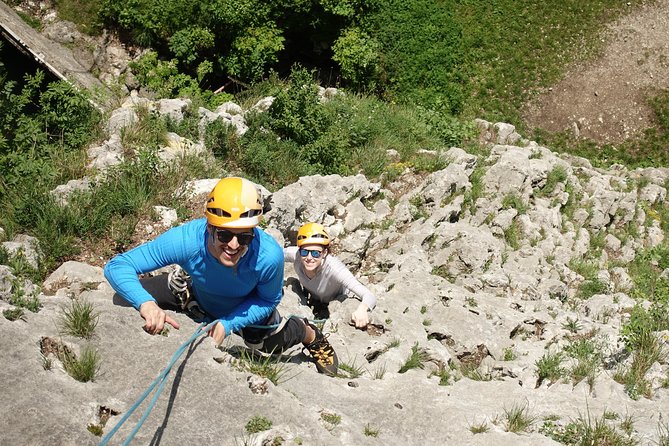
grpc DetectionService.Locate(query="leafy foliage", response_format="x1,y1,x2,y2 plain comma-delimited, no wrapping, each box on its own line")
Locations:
98,0,372,84
0,70,100,196
332,27,381,92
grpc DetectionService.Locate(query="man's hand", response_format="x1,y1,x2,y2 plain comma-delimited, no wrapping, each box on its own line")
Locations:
208,321,226,347
139,301,180,335
351,303,370,329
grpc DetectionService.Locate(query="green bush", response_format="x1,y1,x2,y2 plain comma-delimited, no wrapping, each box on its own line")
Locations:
363,0,466,114
0,70,100,193
332,27,381,92
264,68,327,146
224,25,285,81
129,51,231,106
168,26,216,67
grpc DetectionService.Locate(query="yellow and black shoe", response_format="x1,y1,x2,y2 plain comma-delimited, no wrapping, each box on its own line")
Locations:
303,319,338,376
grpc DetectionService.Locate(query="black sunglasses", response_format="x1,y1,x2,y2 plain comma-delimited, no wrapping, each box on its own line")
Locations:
213,228,254,246
299,248,323,258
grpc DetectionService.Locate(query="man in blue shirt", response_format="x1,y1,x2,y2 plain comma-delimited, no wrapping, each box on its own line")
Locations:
104,177,338,375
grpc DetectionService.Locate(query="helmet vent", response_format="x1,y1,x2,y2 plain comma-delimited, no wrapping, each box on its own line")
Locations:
298,233,328,241
207,207,232,218
241,209,263,218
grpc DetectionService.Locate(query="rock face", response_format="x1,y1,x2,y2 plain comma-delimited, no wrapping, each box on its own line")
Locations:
1,119,669,445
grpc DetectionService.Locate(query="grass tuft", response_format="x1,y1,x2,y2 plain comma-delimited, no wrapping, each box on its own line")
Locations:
503,402,535,433
398,343,430,373
233,348,292,385
58,297,100,339
245,415,272,434
60,346,101,382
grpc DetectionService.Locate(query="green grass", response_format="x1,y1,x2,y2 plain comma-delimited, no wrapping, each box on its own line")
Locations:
7,280,41,313
501,193,527,214
536,351,564,386
540,410,638,446
338,358,365,379
614,328,667,400
3,307,26,321
54,0,103,34
536,165,568,198
320,411,341,431
233,348,292,385
364,0,643,123
386,337,401,349
60,346,101,382
503,402,535,433
398,343,430,373
372,363,386,380
469,421,489,434
363,424,380,437
58,298,100,339
245,415,272,434
503,219,523,250
564,338,603,389
87,423,103,436
658,421,669,446
502,348,516,361
430,364,452,386
562,317,582,334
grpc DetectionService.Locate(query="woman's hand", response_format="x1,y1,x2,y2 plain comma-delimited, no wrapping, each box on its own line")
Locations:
139,301,180,334
351,303,370,328
208,321,227,347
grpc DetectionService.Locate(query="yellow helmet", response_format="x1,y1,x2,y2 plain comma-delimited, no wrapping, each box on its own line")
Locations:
297,222,330,247
204,177,263,228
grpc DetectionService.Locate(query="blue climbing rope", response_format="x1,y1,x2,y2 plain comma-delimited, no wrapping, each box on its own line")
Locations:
99,314,324,445
247,316,326,329
99,321,215,446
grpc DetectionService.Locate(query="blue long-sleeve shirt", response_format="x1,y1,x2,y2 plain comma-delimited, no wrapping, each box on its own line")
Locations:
104,218,284,336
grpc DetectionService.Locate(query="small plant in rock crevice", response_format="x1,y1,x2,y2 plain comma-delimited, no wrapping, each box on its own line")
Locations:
562,317,582,333
232,348,292,385
503,402,535,433
536,165,568,198
614,328,667,400
320,411,341,431
338,358,365,379
503,347,516,361
501,192,528,214
3,307,26,321
60,346,101,383
398,343,430,373
58,297,100,339
469,421,490,434
363,423,379,437
386,337,401,349
564,337,604,390
372,363,386,380
430,363,454,386
245,415,272,434
7,279,42,314
536,351,564,386
540,409,639,445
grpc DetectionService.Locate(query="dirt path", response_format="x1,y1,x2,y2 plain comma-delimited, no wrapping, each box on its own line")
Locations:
522,0,669,144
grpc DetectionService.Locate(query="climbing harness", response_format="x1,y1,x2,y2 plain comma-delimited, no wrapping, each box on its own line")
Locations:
167,266,192,310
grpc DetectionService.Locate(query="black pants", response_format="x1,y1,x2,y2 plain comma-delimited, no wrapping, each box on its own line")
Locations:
139,273,306,354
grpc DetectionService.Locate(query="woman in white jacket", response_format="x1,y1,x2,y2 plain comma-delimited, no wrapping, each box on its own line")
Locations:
284,222,376,328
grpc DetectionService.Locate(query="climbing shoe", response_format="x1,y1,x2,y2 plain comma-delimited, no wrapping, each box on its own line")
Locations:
303,319,338,376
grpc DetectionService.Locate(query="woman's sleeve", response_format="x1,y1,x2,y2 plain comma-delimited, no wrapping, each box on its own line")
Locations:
283,246,298,263
328,257,377,310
